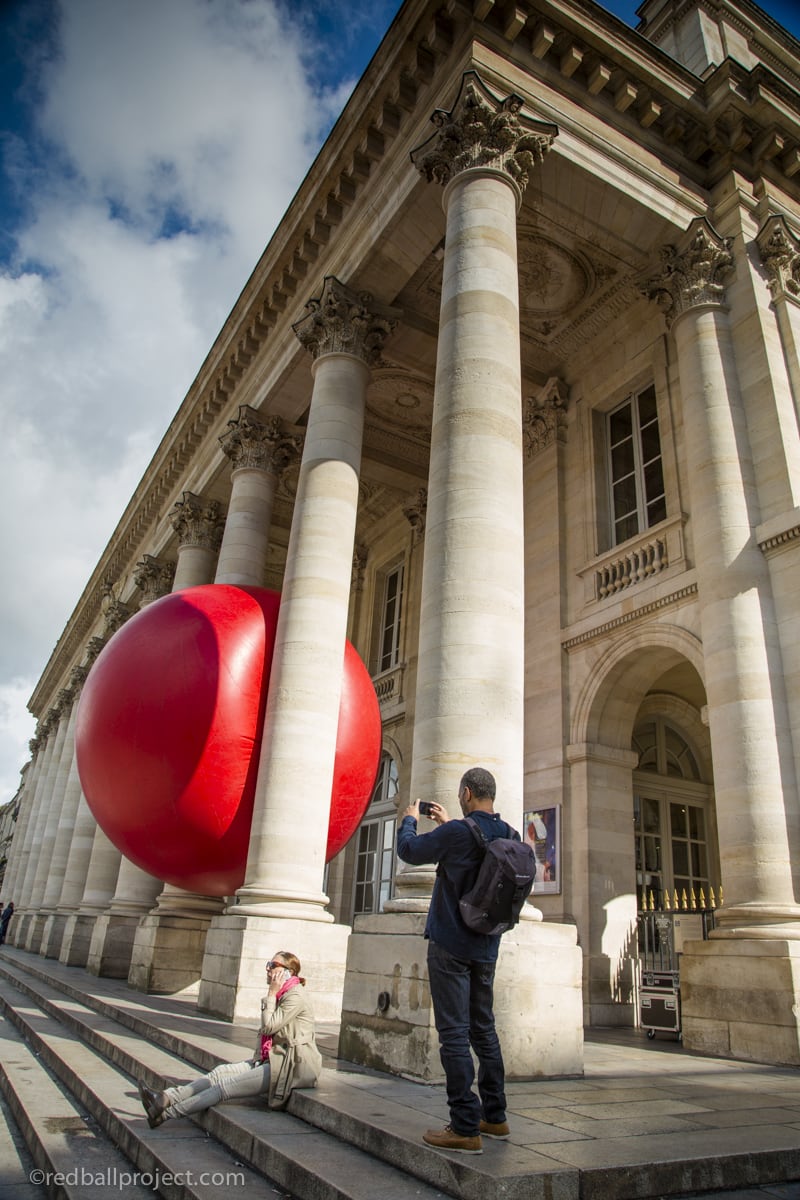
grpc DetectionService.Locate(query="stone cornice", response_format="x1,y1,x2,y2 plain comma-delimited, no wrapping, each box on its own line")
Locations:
562,582,698,650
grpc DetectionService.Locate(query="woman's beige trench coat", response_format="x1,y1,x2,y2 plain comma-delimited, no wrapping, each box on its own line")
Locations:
256,984,323,1109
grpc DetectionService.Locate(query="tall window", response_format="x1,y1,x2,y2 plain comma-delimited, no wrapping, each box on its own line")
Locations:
378,563,404,673
353,754,399,916
632,718,713,911
608,384,666,546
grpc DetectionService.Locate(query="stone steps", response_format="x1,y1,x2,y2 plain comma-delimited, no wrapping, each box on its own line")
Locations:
0,954,454,1200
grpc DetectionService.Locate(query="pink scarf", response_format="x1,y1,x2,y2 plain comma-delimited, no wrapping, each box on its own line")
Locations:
259,976,301,1062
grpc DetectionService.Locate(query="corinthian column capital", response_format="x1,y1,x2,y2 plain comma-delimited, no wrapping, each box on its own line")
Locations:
169,491,225,552
411,71,558,195
100,584,135,637
292,276,398,365
523,377,570,459
644,216,735,326
133,554,176,605
403,488,428,545
219,406,303,473
756,213,800,301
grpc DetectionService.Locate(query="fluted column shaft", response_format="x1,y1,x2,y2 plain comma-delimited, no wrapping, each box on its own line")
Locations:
19,712,68,911
2,743,43,906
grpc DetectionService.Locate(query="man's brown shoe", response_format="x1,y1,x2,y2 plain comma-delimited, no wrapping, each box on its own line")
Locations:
423,1124,483,1154
480,1119,510,1139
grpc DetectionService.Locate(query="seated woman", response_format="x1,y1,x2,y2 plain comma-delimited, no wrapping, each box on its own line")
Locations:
137,950,321,1127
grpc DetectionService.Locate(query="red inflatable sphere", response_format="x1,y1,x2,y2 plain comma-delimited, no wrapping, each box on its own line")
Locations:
75,585,381,895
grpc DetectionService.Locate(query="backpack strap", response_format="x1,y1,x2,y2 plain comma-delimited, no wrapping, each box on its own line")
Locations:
463,816,488,849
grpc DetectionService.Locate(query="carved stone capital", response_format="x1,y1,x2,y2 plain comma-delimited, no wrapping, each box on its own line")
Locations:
69,664,89,694
133,554,176,605
293,277,398,365
100,584,135,637
643,217,734,326
352,545,368,592
85,636,106,667
756,213,800,302
403,488,428,545
169,492,225,552
220,406,303,474
523,378,570,459
411,71,558,193
29,735,41,756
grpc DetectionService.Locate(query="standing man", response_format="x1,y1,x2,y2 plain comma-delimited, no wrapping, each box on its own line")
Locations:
397,766,516,1155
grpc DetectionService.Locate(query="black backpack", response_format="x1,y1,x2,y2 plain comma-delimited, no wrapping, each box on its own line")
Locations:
458,818,536,935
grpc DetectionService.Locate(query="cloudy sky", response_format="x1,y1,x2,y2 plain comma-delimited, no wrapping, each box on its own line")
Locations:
1,0,799,804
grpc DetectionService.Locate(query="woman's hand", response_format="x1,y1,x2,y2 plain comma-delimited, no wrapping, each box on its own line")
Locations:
267,964,290,995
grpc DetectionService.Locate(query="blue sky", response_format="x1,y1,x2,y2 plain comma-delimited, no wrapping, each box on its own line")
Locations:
0,0,799,802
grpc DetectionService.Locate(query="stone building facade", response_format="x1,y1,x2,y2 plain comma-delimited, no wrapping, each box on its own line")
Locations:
4,0,800,1072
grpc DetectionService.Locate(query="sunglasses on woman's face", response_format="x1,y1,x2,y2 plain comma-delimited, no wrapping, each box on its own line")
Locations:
267,960,284,970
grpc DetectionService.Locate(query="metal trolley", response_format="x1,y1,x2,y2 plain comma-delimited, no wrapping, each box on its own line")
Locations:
637,904,718,1042
640,968,680,1039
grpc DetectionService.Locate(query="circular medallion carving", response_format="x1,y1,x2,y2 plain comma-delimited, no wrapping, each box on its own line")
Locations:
520,237,589,315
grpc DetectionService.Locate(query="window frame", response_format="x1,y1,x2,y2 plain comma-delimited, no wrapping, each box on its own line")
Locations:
606,383,666,548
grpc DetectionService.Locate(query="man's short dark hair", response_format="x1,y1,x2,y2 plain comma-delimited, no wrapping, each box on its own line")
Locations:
460,767,496,801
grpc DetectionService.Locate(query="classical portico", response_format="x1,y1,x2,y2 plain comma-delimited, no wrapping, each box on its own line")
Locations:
6,0,800,1073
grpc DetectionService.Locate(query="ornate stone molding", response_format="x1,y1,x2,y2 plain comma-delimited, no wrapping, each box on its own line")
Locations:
562,583,698,650
643,217,734,326
523,377,569,459
756,213,800,302
220,405,302,474
352,545,368,592
100,584,134,637
292,277,398,365
410,71,558,192
68,664,89,695
403,488,428,545
133,554,176,605
169,492,225,552
84,636,106,667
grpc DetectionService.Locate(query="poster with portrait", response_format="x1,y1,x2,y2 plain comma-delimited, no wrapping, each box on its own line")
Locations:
524,805,560,894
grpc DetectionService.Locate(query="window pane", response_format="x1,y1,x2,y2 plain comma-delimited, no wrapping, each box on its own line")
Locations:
670,803,687,838
640,421,662,464
643,797,660,832
611,439,635,480
614,512,639,544
644,458,665,504
688,806,704,840
613,474,637,521
646,495,667,527
692,842,708,877
672,842,689,874
609,403,633,445
637,385,658,425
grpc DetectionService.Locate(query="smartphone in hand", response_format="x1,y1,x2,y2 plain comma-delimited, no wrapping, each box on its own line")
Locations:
419,800,434,817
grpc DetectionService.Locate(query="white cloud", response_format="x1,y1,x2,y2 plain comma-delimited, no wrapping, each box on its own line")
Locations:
0,0,392,799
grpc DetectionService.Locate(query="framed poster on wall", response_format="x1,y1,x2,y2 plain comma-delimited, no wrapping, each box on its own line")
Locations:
524,805,560,894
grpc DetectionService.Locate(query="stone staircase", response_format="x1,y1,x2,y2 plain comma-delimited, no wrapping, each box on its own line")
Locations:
0,948,526,1200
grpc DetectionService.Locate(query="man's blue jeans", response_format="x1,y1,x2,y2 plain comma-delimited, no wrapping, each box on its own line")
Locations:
427,940,507,1136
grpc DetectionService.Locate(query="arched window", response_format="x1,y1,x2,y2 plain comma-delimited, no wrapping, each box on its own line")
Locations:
632,718,714,911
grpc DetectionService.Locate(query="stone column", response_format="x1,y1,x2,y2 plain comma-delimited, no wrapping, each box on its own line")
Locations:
215,406,301,585
168,492,224,590
199,277,396,1023
18,701,70,949
339,73,582,1082
56,636,117,966
130,414,302,994
36,666,90,956
80,593,166,978
757,214,800,427
1,734,42,917
646,216,800,1064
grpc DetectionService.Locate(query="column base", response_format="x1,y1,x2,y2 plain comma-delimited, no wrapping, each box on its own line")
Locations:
25,913,49,954
338,913,584,1081
60,912,98,966
199,912,351,1024
10,913,32,948
86,913,142,978
41,913,69,959
681,937,800,1066
128,913,215,994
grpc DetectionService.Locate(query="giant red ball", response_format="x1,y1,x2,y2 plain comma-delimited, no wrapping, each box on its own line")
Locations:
75,585,381,895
